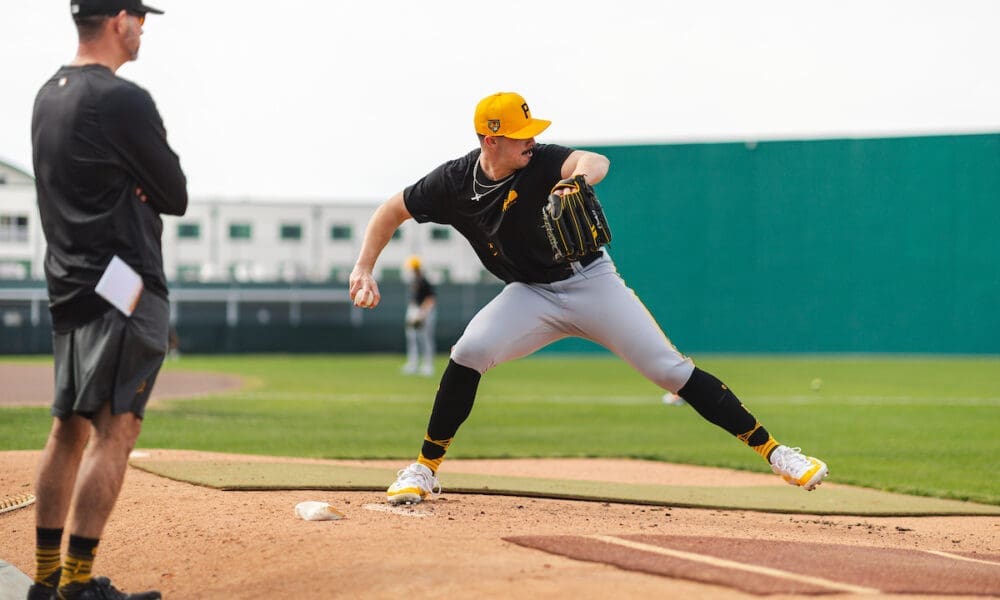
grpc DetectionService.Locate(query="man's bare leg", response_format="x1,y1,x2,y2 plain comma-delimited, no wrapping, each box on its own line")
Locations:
56,402,144,594
35,415,91,529
67,402,143,538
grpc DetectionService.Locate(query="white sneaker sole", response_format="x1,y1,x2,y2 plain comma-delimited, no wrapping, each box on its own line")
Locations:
802,463,829,490
773,459,829,491
793,462,829,491
386,490,425,505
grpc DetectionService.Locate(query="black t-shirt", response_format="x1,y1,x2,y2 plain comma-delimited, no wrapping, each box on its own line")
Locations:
404,144,593,284
411,274,435,305
32,64,187,331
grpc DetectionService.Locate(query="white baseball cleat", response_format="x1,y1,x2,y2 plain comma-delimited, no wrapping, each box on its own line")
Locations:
386,463,441,505
769,445,828,491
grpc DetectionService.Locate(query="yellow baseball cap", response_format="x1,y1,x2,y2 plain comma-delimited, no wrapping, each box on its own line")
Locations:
405,255,421,270
473,92,551,139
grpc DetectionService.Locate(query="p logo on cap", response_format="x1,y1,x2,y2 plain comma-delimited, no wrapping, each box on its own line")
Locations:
474,92,551,139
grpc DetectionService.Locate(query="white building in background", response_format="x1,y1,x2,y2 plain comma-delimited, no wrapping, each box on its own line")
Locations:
0,158,488,285
164,198,489,284
0,159,45,280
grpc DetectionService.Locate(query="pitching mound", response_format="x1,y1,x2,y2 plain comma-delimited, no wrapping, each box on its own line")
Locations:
2,449,999,598
128,451,1000,516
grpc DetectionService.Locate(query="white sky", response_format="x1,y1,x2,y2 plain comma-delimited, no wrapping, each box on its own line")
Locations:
2,0,999,201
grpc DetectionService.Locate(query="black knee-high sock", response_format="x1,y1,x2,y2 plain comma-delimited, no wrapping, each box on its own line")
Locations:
677,367,780,461
417,359,482,472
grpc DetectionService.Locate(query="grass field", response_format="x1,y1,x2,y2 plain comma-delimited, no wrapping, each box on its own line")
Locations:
2,354,998,505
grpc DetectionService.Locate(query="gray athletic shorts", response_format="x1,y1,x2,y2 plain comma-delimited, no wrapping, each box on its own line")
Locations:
51,291,169,420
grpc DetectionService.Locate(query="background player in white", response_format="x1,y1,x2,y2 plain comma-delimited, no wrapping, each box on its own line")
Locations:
349,92,828,504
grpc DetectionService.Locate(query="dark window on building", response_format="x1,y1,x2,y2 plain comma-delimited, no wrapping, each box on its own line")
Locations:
381,267,402,282
330,224,352,240
0,259,30,279
390,229,403,241
229,223,252,240
177,222,201,240
430,226,451,241
281,224,303,241
329,266,350,282
0,214,29,243
176,265,201,281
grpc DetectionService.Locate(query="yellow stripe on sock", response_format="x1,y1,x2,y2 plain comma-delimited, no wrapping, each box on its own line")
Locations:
417,454,443,472
423,434,452,450
735,423,759,444
418,435,453,472
59,554,95,589
34,547,61,586
753,437,780,461
737,423,779,461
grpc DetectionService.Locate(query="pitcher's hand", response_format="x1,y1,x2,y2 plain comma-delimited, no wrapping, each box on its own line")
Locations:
349,266,381,309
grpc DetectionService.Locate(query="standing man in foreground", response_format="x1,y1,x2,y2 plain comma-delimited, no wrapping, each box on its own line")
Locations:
349,92,828,505
29,1,186,598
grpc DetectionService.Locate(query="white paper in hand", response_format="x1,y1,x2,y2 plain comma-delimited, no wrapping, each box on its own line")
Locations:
95,255,144,316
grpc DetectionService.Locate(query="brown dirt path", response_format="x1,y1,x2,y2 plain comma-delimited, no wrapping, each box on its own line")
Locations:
2,449,999,599
0,364,242,407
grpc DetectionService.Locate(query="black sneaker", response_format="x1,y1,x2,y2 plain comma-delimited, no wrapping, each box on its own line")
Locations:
27,583,57,600
57,576,161,600
27,568,61,600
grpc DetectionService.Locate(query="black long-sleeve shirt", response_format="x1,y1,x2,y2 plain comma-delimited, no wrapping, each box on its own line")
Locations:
32,64,187,332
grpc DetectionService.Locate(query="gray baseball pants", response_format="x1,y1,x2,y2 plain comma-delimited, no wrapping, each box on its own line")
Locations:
451,252,695,391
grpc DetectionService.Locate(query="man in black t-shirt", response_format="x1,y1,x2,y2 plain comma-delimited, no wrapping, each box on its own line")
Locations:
28,2,185,599
402,256,437,376
349,92,828,506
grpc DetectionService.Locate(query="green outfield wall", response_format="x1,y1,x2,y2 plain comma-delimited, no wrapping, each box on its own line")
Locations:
2,133,997,354
554,132,999,353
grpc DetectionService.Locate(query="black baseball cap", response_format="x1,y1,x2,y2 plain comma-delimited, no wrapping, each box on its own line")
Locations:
70,0,164,17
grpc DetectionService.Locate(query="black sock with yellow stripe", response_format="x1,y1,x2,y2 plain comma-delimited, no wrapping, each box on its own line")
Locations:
34,527,62,588
417,359,481,473
418,435,452,473
58,535,99,592
738,422,780,461
677,367,779,461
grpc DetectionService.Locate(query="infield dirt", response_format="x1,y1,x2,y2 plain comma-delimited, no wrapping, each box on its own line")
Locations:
1,369,998,598
2,449,999,598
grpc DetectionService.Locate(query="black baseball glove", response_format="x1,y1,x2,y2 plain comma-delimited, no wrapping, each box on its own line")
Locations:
541,175,612,263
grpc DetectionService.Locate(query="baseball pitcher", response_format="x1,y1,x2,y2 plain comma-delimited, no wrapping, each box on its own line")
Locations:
349,92,828,505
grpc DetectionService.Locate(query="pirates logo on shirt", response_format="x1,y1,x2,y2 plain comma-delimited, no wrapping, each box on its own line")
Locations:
502,190,518,212
487,120,501,133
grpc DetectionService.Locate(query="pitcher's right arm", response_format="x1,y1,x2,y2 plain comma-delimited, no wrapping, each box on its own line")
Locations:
349,191,412,308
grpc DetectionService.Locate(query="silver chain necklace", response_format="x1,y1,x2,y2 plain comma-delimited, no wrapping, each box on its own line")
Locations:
471,161,515,202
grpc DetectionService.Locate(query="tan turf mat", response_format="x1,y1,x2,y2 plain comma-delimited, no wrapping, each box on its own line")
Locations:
128,459,1000,516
